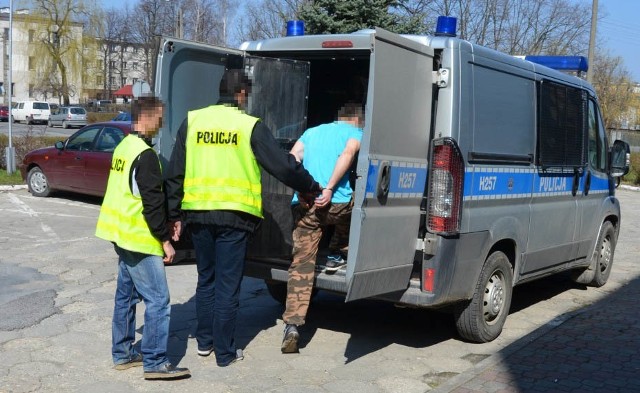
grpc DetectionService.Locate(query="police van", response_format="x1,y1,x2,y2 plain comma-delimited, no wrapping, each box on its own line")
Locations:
155,17,630,342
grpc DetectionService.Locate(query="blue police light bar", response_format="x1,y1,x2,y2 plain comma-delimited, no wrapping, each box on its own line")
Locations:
286,20,305,36
435,16,457,37
524,55,588,73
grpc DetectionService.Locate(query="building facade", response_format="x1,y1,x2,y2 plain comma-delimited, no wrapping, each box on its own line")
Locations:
0,7,150,106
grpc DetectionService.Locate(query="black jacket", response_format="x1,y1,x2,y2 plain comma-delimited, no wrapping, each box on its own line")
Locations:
165,113,321,232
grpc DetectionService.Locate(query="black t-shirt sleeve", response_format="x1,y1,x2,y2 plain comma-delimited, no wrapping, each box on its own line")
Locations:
250,121,321,193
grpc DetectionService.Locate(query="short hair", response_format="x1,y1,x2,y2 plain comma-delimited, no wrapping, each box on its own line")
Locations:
131,95,163,122
337,102,364,120
219,68,252,99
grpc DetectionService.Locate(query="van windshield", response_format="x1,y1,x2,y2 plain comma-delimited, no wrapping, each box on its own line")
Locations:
33,102,49,109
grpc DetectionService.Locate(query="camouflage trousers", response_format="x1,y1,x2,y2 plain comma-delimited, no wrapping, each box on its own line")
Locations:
282,201,352,326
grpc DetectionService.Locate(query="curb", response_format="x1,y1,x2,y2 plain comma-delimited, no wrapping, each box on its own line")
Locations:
619,184,640,192
0,184,27,191
430,309,584,393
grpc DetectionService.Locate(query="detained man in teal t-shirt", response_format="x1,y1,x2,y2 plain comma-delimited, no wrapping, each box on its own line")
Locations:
281,103,364,354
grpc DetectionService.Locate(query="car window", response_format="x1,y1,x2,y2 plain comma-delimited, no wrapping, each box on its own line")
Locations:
33,102,49,110
70,107,86,114
95,127,125,152
66,126,102,151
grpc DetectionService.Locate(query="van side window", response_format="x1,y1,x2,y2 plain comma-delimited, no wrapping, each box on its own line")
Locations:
587,99,607,172
537,81,586,169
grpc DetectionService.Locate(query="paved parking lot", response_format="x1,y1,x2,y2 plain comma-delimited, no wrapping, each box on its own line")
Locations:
0,188,638,392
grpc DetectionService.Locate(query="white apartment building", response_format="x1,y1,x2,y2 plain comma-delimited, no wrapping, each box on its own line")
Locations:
0,7,150,106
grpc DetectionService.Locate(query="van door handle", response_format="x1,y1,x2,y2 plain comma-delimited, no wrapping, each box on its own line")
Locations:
583,170,591,196
571,169,580,197
376,161,390,204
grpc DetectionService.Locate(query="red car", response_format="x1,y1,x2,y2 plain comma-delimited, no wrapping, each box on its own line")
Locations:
20,122,132,197
0,105,9,121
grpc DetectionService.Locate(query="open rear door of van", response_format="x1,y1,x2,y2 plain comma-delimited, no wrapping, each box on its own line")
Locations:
346,29,433,301
155,37,310,261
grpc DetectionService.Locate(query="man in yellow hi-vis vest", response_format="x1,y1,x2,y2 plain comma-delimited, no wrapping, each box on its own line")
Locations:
96,96,190,380
165,69,321,367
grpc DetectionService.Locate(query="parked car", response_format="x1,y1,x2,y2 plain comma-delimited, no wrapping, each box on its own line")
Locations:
11,101,51,124
20,122,132,197
0,105,9,121
111,111,131,122
48,106,88,129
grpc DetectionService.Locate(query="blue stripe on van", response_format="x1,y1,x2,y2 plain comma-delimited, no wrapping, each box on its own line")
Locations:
365,162,610,200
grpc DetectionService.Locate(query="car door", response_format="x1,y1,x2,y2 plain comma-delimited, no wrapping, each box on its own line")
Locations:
345,28,433,301
83,126,127,196
50,126,103,191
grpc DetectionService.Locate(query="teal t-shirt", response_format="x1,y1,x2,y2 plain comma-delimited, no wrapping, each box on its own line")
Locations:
292,121,363,204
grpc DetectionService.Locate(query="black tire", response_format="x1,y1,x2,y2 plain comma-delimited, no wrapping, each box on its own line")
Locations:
454,251,513,343
265,280,287,305
27,167,51,197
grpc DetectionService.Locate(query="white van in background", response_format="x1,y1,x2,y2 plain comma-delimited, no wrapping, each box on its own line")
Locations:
11,101,51,124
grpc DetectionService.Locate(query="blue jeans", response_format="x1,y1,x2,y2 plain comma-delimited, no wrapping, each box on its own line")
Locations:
191,224,248,366
112,245,171,371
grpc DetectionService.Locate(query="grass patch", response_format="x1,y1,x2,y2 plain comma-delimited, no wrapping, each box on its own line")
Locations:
0,169,23,186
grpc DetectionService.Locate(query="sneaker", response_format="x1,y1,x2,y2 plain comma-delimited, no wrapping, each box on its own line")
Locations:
218,349,244,367
325,254,347,271
197,347,214,357
113,353,143,370
143,363,191,380
281,324,299,354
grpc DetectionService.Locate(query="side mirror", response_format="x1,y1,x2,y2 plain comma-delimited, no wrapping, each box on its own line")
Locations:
610,139,630,178
55,141,64,150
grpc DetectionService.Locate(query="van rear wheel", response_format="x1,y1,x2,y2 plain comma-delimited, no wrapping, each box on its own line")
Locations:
454,251,513,343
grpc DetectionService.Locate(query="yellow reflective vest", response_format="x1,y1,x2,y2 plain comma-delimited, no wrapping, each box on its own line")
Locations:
182,105,263,218
95,134,164,256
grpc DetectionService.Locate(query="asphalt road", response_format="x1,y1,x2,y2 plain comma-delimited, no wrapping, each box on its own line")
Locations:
0,121,79,139
0,188,638,392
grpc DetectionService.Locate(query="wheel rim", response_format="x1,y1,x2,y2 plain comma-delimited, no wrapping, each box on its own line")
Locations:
30,172,47,194
598,235,612,274
483,270,506,325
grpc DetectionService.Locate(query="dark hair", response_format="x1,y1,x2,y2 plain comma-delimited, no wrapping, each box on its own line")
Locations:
131,95,163,122
337,102,364,120
219,68,252,99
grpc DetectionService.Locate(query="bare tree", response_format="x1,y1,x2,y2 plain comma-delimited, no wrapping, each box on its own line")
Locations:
179,0,237,45
405,0,590,56
592,49,635,129
27,0,99,105
236,0,309,42
129,0,173,87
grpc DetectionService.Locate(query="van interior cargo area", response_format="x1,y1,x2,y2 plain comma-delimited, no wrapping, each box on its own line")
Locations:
247,52,371,272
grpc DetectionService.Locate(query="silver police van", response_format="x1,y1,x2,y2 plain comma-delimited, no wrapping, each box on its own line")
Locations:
155,17,630,342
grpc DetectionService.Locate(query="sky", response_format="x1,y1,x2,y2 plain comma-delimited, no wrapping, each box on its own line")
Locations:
3,0,639,82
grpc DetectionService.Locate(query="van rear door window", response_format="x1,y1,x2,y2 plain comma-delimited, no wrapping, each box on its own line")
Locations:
537,81,586,169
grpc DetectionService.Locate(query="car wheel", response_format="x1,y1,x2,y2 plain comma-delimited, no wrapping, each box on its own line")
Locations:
27,167,51,197
454,251,513,343
573,221,616,287
62,121,68,129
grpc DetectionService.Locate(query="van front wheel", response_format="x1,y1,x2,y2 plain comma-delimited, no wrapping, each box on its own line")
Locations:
572,221,616,287
454,251,513,343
